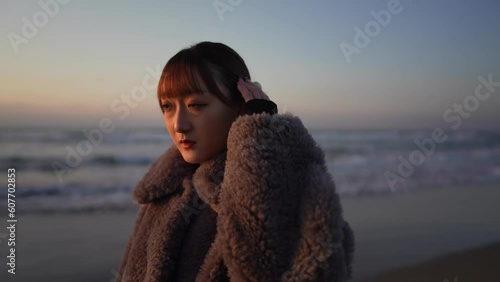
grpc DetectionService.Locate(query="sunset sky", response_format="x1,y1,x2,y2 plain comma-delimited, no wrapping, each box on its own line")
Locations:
1,0,499,130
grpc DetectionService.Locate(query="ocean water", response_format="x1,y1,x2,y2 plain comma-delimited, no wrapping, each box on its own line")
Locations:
1,127,499,213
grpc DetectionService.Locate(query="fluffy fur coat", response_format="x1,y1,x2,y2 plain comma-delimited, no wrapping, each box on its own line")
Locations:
117,112,355,281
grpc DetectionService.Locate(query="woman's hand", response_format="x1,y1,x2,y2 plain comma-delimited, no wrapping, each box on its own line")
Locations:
237,78,270,102
237,78,277,115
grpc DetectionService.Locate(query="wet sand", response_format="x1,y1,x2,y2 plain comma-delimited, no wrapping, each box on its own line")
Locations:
363,241,500,282
1,184,499,281
342,184,500,281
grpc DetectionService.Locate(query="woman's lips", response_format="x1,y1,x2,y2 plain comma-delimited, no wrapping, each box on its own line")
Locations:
180,141,196,149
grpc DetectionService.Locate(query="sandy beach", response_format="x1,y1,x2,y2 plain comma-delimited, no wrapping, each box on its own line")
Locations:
0,209,139,282
364,241,500,282
343,184,500,281
1,184,499,282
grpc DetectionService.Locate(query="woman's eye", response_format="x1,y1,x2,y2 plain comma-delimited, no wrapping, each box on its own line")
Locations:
188,104,206,110
160,104,171,112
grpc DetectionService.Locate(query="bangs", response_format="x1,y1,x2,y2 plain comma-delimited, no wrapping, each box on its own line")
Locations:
158,49,206,101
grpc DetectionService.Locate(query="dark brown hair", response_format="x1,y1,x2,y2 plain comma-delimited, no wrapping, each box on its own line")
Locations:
158,42,250,108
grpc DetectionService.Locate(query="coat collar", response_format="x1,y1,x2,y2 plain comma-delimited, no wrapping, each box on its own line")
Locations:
192,149,227,209
133,144,227,205
133,145,198,204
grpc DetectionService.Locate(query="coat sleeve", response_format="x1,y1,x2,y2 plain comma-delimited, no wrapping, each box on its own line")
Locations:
218,112,354,282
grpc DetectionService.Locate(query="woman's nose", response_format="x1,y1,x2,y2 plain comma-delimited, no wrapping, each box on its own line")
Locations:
173,110,192,133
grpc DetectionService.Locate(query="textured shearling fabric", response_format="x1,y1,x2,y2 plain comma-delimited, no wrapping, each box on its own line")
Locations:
117,112,355,282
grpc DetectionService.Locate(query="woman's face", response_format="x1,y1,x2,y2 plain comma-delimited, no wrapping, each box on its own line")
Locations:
160,73,242,164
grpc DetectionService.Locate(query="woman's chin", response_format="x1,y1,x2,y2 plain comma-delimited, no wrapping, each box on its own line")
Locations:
178,149,205,164
179,152,199,164
177,145,225,165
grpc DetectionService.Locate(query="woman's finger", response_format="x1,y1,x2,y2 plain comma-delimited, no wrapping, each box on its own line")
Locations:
244,80,265,99
238,79,269,101
237,79,255,101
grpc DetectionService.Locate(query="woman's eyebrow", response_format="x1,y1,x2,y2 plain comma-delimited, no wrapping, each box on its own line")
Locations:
188,90,209,95
160,92,207,103
181,92,207,99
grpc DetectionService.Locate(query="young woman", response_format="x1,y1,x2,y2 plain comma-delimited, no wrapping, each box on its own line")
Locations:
117,41,354,282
